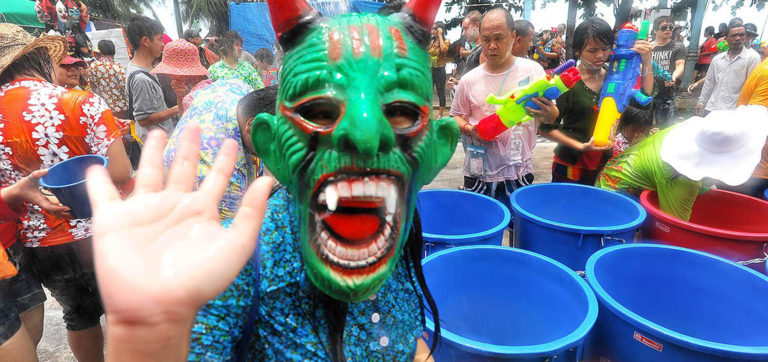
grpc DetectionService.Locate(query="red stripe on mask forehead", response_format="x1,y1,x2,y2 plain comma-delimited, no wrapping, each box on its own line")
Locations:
389,27,407,57
328,30,342,62
367,24,382,59
349,25,363,58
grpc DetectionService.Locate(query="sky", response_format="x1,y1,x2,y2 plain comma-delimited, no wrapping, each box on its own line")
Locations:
150,0,768,46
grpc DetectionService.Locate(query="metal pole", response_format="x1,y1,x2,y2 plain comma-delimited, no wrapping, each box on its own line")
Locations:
524,0,532,20
681,0,708,87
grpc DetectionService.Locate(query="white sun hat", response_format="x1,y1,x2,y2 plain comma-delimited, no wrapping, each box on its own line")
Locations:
660,105,768,186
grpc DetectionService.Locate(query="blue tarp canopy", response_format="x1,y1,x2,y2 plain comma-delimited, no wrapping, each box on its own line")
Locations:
229,1,386,53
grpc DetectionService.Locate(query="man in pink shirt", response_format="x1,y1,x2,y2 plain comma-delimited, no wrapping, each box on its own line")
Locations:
451,8,558,217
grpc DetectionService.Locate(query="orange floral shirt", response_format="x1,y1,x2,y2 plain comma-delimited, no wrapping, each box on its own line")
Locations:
0,79,121,247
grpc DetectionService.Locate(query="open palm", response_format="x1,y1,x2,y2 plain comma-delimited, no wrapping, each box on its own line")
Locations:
86,126,273,325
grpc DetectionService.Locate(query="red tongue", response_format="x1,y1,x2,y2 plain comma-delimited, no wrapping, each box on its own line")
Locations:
322,212,381,242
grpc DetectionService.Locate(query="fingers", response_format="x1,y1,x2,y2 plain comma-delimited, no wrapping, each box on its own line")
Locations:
134,130,169,194
197,139,238,203
227,176,274,255
86,165,122,214
28,169,48,180
165,125,202,193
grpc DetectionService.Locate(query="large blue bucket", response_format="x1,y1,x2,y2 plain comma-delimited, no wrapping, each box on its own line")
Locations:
422,246,597,361
510,183,645,271
418,189,510,257
585,244,768,361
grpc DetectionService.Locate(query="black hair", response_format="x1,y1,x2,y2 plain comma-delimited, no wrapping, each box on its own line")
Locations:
377,0,404,15
728,17,744,30
97,39,116,57
480,7,515,35
253,48,274,66
183,29,200,40
513,19,534,38
126,16,164,51
719,22,728,31
704,26,715,36
618,106,652,133
218,30,244,57
654,15,674,30
433,20,446,33
745,23,758,35
238,85,278,121
572,17,614,59
0,48,54,85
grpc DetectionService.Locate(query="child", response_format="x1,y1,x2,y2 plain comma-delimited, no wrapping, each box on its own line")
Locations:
613,107,653,158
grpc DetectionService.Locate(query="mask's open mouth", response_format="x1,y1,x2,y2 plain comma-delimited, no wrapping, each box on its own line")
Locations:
310,172,404,270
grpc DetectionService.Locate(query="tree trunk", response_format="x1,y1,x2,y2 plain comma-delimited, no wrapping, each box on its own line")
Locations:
173,0,183,36
566,0,578,60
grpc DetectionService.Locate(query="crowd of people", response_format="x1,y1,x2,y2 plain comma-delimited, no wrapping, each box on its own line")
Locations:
0,1,766,361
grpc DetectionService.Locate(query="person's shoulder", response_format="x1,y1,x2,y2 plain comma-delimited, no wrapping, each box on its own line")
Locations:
459,64,485,82
675,42,686,50
515,57,545,71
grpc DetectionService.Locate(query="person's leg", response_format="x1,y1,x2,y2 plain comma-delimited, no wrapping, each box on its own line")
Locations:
0,325,38,362
67,325,104,362
667,97,676,124
24,240,105,362
435,67,447,117
6,243,46,348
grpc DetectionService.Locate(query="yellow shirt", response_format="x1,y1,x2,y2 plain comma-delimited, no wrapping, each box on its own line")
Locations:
737,57,768,178
428,39,450,68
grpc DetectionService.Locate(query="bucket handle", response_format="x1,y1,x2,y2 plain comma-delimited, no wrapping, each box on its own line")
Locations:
736,243,768,266
600,235,627,247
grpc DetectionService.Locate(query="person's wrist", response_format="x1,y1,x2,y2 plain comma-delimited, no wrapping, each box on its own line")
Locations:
106,314,195,361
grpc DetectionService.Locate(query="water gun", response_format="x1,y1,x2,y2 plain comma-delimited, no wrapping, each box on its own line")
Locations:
592,21,653,147
476,60,582,141
751,39,766,50
652,61,672,81
706,40,729,53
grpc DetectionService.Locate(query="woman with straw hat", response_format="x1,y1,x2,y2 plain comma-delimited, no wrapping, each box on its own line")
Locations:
0,23,132,361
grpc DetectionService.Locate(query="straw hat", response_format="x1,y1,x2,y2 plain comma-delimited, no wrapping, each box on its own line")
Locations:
0,23,68,77
660,105,768,186
151,39,208,76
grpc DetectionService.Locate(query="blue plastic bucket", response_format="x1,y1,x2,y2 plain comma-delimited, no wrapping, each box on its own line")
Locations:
39,155,108,219
585,244,768,361
422,246,598,361
764,188,768,201
510,183,645,271
417,189,510,257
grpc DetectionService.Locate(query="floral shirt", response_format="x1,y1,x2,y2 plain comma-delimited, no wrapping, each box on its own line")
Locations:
87,58,128,114
208,60,265,91
0,79,121,247
187,187,425,361
265,66,279,86
181,79,213,115
163,79,255,220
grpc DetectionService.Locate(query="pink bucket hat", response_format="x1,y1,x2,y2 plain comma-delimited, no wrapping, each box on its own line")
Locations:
151,39,208,76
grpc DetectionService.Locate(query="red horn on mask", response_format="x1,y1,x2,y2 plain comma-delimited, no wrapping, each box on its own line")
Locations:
266,0,321,50
403,0,442,32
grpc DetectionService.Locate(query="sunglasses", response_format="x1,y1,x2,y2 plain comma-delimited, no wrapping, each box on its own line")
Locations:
659,25,674,31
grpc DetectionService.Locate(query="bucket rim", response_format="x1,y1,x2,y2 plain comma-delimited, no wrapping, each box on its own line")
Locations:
39,155,109,189
422,245,598,357
586,243,768,357
640,189,768,240
418,189,511,241
510,183,647,234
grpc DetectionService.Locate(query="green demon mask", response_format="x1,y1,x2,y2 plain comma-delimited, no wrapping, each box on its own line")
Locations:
253,0,458,302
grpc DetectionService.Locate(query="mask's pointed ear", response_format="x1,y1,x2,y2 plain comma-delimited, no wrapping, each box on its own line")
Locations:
251,112,292,186
266,0,322,51
414,116,460,186
399,0,443,46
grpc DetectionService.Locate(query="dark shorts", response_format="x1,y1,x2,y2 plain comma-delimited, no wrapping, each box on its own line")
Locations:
694,63,710,72
464,174,535,228
23,239,103,331
0,243,46,344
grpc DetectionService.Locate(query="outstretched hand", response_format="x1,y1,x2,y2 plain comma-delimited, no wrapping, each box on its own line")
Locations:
2,169,70,218
87,126,273,333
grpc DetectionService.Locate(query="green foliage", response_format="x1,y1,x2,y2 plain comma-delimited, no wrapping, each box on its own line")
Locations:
81,0,156,23
443,0,524,30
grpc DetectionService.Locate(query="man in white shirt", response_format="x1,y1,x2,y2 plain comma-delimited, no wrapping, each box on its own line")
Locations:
696,19,761,115
451,8,557,219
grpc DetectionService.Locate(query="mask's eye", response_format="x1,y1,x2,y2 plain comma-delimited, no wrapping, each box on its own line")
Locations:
294,98,342,127
383,102,421,129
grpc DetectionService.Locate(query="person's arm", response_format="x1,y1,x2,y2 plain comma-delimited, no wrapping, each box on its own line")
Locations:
130,75,179,128
671,58,685,83
697,59,717,111
1,170,69,219
105,139,132,186
88,127,273,362
633,40,655,94
438,33,449,54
